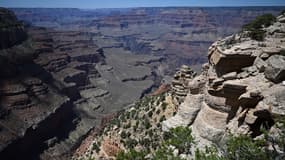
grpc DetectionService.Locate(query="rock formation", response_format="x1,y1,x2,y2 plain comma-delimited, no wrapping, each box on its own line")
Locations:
0,8,73,160
0,8,27,49
171,65,196,103
75,11,285,160
12,7,284,72
0,7,166,160
163,13,285,152
1,7,285,160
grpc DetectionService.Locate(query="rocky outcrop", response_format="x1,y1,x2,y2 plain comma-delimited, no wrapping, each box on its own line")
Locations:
264,55,285,83
171,65,196,102
3,7,285,160
0,8,27,49
163,13,285,149
76,12,285,160
162,94,203,130
0,8,79,160
0,9,165,159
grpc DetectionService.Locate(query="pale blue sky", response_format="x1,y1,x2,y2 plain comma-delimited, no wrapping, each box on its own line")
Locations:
0,0,285,8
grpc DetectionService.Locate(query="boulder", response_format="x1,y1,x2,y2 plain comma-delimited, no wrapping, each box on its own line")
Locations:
265,55,285,83
209,46,256,76
239,90,263,108
223,80,247,96
254,57,268,72
222,72,237,80
262,84,285,116
211,78,225,87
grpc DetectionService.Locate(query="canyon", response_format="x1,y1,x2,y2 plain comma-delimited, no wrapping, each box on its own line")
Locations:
12,7,284,71
78,11,285,160
0,6,284,160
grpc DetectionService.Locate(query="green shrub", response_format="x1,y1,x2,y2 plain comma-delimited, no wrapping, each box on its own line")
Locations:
144,119,151,129
119,114,126,122
195,146,224,160
110,118,120,127
147,129,154,137
165,126,194,154
242,14,276,41
121,131,127,139
148,110,153,117
161,102,167,111
279,49,285,56
125,139,138,148
125,111,130,119
86,157,96,160
195,135,268,160
159,115,166,122
243,14,276,30
153,145,185,160
139,138,151,147
247,29,266,41
116,149,146,160
92,142,100,153
266,116,285,158
130,110,136,118
225,135,267,160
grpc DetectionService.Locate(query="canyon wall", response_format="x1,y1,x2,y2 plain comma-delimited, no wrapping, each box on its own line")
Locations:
0,8,163,159
163,13,285,154
76,11,285,160
12,7,284,73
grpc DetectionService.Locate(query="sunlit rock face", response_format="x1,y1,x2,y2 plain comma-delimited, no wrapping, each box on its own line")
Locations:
163,13,285,148
74,10,285,160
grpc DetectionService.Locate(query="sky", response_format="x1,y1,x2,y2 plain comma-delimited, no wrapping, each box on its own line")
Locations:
0,0,285,8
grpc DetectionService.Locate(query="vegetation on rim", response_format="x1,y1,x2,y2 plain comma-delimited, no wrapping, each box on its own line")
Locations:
242,14,276,41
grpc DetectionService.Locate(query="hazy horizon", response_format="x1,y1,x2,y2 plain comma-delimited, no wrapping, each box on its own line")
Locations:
1,0,285,9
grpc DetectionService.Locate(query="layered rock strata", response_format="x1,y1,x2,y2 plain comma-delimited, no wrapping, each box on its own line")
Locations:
12,7,284,72
0,8,164,160
163,13,285,151
0,8,74,160
171,65,196,103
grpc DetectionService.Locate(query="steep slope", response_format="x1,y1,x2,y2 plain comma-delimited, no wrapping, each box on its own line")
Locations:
78,12,285,160
163,12,285,146
0,7,27,49
0,8,165,160
0,8,73,160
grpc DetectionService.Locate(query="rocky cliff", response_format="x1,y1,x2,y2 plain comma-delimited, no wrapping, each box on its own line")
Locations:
162,12,285,146
77,12,285,160
0,7,27,49
0,8,74,160
0,7,166,160
12,7,284,73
